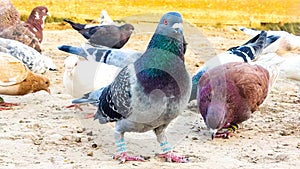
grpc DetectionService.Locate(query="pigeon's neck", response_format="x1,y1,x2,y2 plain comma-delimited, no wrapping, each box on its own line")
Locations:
146,33,184,61
26,14,44,31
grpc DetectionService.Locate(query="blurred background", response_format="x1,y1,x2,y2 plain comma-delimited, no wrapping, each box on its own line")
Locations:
11,0,300,34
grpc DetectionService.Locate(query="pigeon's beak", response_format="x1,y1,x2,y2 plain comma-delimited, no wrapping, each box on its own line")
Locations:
46,12,51,17
172,23,183,34
209,128,218,140
45,88,51,94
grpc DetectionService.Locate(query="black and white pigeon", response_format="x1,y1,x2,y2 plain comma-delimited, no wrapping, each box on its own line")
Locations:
63,18,134,48
72,12,191,163
240,26,300,55
0,0,20,32
58,43,143,68
0,6,50,53
189,30,279,101
0,37,57,74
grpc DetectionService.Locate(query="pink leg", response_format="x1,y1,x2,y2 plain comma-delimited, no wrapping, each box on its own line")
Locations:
157,152,189,163
113,152,147,163
66,104,83,111
0,106,12,111
0,102,19,111
84,113,94,119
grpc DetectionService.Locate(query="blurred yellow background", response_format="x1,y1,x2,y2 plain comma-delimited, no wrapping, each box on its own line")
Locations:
11,0,300,27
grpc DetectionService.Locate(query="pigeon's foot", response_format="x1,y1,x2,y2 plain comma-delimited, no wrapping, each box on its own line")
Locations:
0,102,19,110
84,113,94,119
157,152,189,163
66,104,83,111
216,123,239,139
113,152,147,163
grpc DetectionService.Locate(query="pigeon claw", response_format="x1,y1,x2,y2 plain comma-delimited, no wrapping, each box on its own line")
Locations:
157,152,189,163
84,113,95,119
113,152,147,163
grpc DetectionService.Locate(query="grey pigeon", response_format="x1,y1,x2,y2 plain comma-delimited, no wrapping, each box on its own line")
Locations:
0,0,20,32
72,12,191,163
58,43,143,68
189,31,275,101
0,6,50,53
197,54,282,139
64,18,134,49
0,37,57,74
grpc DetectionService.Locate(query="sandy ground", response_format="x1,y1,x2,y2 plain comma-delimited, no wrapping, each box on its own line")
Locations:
0,21,300,169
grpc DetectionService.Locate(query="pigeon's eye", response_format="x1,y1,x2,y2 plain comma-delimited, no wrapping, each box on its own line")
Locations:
163,19,168,25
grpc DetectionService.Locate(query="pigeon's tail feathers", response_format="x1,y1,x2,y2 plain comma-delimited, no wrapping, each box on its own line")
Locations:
227,31,267,62
57,45,88,59
250,30,267,58
72,92,97,104
265,35,280,48
189,65,207,101
100,10,114,25
64,19,85,31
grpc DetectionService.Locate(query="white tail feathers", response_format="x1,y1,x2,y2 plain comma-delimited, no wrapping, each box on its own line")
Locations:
100,10,115,25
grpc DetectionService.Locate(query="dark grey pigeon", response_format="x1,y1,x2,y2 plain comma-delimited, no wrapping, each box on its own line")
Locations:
72,12,191,163
64,18,134,49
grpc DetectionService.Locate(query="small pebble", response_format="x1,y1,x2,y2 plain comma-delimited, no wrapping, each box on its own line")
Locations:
87,151,93,156
75,137,81,143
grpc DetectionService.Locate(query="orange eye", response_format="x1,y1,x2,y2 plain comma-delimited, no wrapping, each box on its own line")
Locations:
163,19,168,25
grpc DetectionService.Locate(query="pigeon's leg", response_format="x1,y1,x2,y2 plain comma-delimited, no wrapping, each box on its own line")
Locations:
66,104,83,111
215,123,239,139
113,130,146,163
154,125,189,163
0,101,19,110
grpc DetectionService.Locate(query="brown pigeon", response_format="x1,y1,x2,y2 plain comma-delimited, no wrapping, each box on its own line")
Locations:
0,0,20,32
0,6,50,53
0,52,50,110
64,18,134,49
197,61,275,139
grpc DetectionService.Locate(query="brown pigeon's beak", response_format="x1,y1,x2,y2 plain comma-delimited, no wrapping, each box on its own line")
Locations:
47,12,51,17
45,88,51,94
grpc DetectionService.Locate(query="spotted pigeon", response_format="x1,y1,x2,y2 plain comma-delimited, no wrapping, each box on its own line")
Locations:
72,12,191,163
0,6,50,53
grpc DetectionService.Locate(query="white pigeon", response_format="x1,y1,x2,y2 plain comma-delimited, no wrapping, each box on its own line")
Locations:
240,27,300,55
0,37,56,74
63,55,121,98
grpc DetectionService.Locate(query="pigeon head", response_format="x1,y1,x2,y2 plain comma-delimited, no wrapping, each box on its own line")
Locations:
144,12,185,61
120,24,134,33
64,55,79,76
155,12,183,40
31,74,51,94
205,100,227,139
27,6,50,28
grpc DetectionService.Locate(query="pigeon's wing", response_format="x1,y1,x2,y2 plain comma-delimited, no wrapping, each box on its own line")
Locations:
230,63,269,112
96,66,132,123
0,23,41,53
0,37,48,74
0,52,28,86
88,25,121,47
